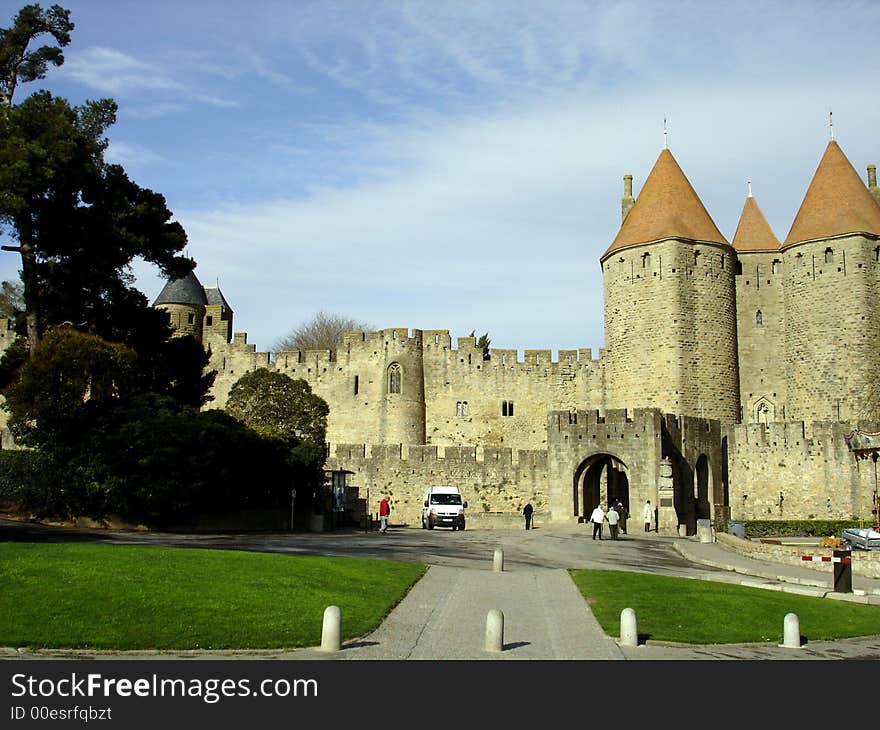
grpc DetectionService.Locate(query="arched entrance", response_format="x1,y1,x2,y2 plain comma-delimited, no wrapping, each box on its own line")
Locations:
572,454,629,520
671,453,713,536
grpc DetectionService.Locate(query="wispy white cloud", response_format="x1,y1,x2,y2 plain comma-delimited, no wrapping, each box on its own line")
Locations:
60,47,184,96
105,140,165,167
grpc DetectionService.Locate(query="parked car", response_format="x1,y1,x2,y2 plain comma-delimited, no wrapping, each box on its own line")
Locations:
841,526,880,551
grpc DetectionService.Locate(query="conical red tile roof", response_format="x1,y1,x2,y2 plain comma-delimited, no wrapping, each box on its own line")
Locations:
783,141,880,247
602,148,729,260
732,195,780,252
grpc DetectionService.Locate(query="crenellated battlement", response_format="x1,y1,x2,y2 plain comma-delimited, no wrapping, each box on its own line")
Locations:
327,442,548,467
214,326,605,369
730,419,880,453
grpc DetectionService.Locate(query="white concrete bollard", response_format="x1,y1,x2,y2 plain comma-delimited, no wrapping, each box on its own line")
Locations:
485,609,504,652
781,612,802,649
320,605,342,652
493,548,504,573
620,607,638,647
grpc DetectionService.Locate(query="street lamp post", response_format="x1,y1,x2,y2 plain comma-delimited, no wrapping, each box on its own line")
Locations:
290,488,296,531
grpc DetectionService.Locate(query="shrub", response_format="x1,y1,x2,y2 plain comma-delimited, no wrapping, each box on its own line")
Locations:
0,449,64,517
743,519,867,539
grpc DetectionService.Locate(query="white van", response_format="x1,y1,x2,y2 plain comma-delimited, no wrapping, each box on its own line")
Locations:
421,485,468,531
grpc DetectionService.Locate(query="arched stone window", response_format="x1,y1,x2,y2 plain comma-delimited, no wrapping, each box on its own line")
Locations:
772,259,781,275
388,362,402,394
755,310,763,326
642,252,651,268
825,247,834,264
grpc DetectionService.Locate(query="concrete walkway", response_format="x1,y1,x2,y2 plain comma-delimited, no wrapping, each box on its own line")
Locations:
309,566,623,660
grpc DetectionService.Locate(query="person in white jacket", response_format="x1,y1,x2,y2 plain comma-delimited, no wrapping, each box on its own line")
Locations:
643,499,654,532
589,504,606,540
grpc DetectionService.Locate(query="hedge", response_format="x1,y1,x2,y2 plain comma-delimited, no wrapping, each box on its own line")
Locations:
740,519,871,539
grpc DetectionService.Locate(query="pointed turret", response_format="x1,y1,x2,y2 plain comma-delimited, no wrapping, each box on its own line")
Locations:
601,146,740,423
732,193,780,252
782,141,880,248
602,148,729,261
153,269,207,307
780,139,880,424
153,269,208,342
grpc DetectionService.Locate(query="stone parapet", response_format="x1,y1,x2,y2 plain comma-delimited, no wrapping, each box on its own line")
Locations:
715,532,880,579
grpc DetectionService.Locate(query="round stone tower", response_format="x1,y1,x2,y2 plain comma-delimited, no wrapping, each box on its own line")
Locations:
602,148,740,423
780,140,880,423
152,269,207,342
378,328,427,444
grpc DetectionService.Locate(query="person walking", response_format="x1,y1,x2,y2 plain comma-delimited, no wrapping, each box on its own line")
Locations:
379,496,391,533
643,499,654,532
615,499,629,535
523,502,534,530
607,503,620,540
589,503,606,540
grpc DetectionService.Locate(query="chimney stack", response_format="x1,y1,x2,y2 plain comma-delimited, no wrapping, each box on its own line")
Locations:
622,174,635,223
868,164,877,189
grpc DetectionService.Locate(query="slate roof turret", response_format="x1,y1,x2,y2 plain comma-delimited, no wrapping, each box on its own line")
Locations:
153,270,207,306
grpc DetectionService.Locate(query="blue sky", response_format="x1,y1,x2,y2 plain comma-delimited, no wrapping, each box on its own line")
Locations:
3,0,879,354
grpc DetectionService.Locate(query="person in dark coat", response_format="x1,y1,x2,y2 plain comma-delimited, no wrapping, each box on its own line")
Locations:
523,502,534,530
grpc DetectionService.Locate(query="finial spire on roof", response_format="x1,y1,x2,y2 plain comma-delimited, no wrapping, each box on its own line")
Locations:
663,117,668,149
747,180,753,198
829,110,834,141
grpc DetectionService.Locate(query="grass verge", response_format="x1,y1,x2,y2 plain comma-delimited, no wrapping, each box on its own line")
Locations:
570,569,880,644
1,542,426,650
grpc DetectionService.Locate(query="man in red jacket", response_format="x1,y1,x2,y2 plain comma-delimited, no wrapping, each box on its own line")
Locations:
379,497,390,534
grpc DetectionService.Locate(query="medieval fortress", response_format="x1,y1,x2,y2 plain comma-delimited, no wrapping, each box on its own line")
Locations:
151,137,880,534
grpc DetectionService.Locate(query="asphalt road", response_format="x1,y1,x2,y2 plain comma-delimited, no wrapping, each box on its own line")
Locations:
0,516,725,578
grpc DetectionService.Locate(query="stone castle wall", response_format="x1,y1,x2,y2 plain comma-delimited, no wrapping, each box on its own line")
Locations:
726,419,880,522
324,442,550,528
205,328,609,453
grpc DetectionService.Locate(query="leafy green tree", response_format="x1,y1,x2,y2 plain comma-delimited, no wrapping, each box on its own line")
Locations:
0,91,192,351
0,3,73,108
470,330,491,360
64,394,297,526
1,326,137,450
225,369,329,447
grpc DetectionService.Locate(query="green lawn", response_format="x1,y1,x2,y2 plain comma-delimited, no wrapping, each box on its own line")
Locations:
0,542,426,650
570,569,880,644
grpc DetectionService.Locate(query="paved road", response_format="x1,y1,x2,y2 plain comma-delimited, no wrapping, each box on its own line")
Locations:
3,517,880,661
0,517,726,576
